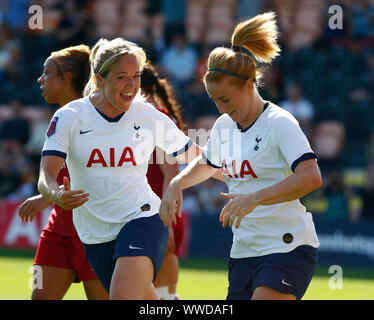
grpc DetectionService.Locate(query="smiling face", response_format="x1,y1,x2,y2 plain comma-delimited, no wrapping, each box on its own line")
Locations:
206,77,253,126
37,57,65,104
98,54,141,116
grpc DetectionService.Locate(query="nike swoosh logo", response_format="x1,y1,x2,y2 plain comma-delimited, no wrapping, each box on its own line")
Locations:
281,279,293,287
129,245,143,250
80,130,93,134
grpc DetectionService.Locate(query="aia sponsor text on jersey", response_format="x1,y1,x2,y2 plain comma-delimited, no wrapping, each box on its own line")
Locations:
222,159,258,179
86,147,137,167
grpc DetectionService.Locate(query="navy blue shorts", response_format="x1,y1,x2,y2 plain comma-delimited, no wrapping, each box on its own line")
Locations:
83,214,168,293
227,245,318,300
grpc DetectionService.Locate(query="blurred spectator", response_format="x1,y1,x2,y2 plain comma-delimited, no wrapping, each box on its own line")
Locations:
141,29,163,63
367,53,374,85
237,0,266,20
0,24,21,83
344,85,371,142
347,85,371,107
271,0,325,50
361,164,374,220
54,0,89,48
258,62,282,104
181,45,218,122
142,0,165,61
321,169,358,221
0,140,34,199
160,31,198,90
0,141,23,197
25,104,54,167
87,0,121,41
120,0,149,44
311,120,345,173
1,0,30,33
360,131,374,219
348,0,374,39
185,0,208,44
0,99,30,146
203,0,235,47
279,82,315,136
162,0,186,46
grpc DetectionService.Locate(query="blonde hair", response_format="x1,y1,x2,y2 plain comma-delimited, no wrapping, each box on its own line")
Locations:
51,44,90,95
203,11,281,87
84,38,147,96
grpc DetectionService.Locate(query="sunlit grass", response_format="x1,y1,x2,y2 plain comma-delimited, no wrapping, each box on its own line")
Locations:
0,256,373,300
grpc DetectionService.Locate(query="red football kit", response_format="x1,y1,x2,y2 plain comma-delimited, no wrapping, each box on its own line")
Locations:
34,165,97,282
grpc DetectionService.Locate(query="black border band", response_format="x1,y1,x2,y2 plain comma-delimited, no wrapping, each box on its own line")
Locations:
41,150,67,159
291,152,318,172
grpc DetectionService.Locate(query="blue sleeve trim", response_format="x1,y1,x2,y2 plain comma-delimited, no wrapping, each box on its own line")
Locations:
291,152,318,172
169,139,193,158
41,150,67,159
201,151,221,169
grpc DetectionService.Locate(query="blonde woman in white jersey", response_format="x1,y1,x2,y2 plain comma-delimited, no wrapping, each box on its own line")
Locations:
159,12,322,300
37,38,220,299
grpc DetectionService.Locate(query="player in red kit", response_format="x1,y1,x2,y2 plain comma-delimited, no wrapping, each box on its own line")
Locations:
18,45,108,300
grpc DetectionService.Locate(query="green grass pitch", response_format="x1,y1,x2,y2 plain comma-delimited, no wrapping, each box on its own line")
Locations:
0,253,373,300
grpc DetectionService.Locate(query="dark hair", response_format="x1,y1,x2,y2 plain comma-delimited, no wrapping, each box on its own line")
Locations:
51,44,91,96
141,63,187,134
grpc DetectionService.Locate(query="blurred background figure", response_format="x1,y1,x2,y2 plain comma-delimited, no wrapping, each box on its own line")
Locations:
279,82,315,137
0,99,30,147
0,24,21,85
160,31,198,90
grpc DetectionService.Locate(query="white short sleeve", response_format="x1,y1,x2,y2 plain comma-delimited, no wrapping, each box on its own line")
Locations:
41,108,75,159
272,113,317,171
152,109,191,157
202,118,222,168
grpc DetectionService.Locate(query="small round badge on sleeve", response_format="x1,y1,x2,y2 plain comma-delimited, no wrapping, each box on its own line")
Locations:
283,233,293,244
141,203,151,211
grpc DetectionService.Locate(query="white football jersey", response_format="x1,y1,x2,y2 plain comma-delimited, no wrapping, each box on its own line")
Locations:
203,102,320,258
42,96,191,244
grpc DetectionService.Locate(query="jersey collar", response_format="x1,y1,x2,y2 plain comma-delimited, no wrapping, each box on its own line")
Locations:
236,101,269,132
94,107,126,122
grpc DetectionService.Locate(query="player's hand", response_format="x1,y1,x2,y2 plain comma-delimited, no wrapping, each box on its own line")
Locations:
54,176,89,210
19,194,51,223
159,180,183,227
220,193,258,228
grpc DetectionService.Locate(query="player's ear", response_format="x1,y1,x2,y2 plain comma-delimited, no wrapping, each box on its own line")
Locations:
62,71,73,83
246,78,254,91
96,74,104,88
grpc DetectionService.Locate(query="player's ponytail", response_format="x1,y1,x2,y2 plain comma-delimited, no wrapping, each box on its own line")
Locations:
204,11,280,87
84,38,108,96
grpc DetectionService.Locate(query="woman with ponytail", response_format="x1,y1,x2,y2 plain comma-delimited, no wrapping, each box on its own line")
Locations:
37,38,214,299
159,12,322,300
19,45,108,300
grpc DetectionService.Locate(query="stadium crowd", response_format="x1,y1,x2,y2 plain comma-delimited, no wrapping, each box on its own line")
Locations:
0,0,374,221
